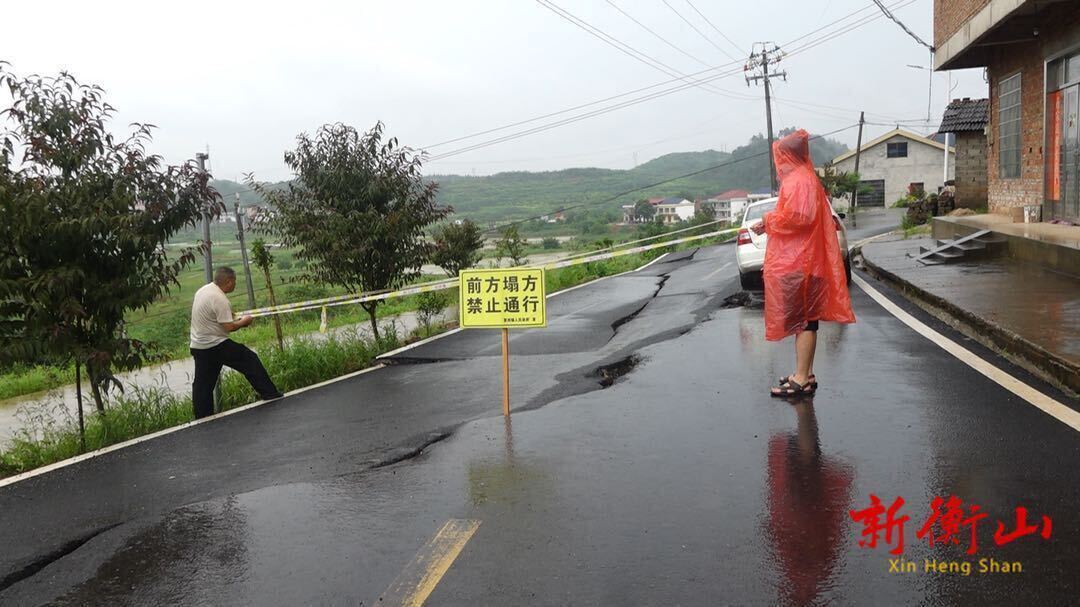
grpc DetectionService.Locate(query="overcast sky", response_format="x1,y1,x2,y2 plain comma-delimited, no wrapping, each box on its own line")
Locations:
3,0,986,181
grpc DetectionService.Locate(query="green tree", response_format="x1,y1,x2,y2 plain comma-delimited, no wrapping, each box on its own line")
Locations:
251,122,449,341
495,225,528,266
633,199,656,222
0,67,220,421
431,219,484,277
541,237,560,249
250,239,284,351
818,164,864,204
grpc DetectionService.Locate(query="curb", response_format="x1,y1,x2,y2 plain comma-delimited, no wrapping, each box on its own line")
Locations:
856,245,1079,398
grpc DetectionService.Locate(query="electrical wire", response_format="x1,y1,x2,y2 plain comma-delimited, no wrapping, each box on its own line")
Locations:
604,0,735,72
871,0,933,50
535,0,748,101
427,64,748,162
660,0,742,63
429,0,918,162
682,0,746,58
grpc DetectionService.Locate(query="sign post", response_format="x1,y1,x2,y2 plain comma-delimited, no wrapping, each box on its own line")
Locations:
501,328,510,415
459,267,547,416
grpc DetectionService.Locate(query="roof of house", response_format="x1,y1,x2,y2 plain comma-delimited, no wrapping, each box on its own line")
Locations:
938,98,990,133
658,196,692,205
831,128,953,165
711,189,750,200
647,196,666,205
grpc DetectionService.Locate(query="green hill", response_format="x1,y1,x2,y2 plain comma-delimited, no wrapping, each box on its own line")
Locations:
213,129,848,226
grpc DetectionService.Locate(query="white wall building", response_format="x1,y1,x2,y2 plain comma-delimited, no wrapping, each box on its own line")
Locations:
830,128,955,207
656,197,695,224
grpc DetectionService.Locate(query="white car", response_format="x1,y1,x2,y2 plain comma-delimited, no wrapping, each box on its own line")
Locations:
734,197,851,291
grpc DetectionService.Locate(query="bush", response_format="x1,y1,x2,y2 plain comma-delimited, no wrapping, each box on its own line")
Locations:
416,291,452,336
542,237,560,250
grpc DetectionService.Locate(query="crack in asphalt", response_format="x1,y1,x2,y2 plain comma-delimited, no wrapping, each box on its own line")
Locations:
0,523,121,592
659,248,699,264
366,431,453,469
608,273,670,342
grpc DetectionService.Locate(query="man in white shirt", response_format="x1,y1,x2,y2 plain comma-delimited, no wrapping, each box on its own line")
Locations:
190,266,282,418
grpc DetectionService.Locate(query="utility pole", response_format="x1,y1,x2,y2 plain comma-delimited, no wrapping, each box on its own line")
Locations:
196,152,212,285
746,42,787,195
852,112,865,228
234,193,256,310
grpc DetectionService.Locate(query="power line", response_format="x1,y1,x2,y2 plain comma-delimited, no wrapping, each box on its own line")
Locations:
681,0,746,57
431,1,917,163
660,0,742,63
784,0,919,59
424,0,912,158
427,65,747,162
871,0,933,50
604,0,731,72
535,0,748,101
420,63,739,152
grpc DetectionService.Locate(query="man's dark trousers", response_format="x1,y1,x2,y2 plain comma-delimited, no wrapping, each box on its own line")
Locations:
190,339,280,419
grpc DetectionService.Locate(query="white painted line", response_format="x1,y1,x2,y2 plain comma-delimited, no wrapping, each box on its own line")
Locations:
851,231,897,250
853,274,1080,433
0,249,680,488
0,364,387,489
703,262,733,281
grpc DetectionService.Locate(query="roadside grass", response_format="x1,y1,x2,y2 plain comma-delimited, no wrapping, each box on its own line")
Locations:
0,252,660,478
0,327,401,478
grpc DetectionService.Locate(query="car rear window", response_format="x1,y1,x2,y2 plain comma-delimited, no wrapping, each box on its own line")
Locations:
743,201,777,223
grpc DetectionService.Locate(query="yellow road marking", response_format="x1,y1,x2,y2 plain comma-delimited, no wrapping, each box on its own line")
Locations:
854,274,1080,432
378,519,481,606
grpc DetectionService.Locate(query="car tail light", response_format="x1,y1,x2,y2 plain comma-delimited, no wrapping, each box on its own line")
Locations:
737,228,752,245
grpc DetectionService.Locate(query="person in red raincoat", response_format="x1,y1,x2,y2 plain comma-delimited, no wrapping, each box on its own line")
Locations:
750,129,855,397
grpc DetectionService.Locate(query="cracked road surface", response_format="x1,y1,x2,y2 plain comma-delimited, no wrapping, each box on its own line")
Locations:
3,214,1078,605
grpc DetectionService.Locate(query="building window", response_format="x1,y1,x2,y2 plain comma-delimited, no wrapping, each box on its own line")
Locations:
886,142,908,158
998,73,1022,179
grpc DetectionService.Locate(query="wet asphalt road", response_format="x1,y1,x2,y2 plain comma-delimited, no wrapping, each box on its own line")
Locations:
2,210,1079,605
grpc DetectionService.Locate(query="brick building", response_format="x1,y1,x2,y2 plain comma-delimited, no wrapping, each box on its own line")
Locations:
938,98,990,208
935,0,1080,222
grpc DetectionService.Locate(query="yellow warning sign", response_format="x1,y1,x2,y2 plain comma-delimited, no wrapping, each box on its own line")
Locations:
459,267,546,329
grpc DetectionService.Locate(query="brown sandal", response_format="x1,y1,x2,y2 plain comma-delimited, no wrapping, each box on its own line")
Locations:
778,374,816,388
770,379,815,397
